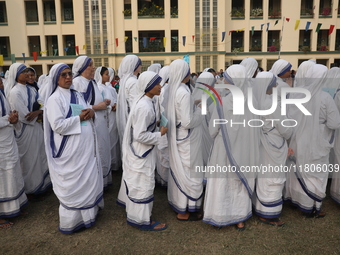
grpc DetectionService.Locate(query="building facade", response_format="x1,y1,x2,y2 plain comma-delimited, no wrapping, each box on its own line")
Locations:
0,0,340,75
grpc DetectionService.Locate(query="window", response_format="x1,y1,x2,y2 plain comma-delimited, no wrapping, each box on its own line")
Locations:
0,1,8,23
25,1,39,23
138,0,164,17
170,0,178,17
336,30,340,51
171,30,178,52
317,30,329,51
231,31,244,52
249,31,262,51
319,0,332,17
125,31,133,53
267,31,280,52
64,35,76,55
267,59,277,70
250,0,263,18
138,31,165,52
45,35,58,56
43,1,56,22
299,30,311,52
0,37,10,57
28,36,41,56
231,0,245,18
142,61,151,72
268,0,281,19
300,0,314,17
61,0,74,21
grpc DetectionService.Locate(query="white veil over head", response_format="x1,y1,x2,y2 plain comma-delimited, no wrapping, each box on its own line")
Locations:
4,63,27,97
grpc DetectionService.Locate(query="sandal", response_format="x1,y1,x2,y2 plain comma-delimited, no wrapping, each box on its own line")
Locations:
259,217,285,226
140,221,167,231
0,219,14,229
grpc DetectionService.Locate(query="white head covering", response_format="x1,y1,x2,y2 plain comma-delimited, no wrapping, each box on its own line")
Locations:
116,55,142,143
4,70,9,79
147,63,162,74
293,60,316,90
37,74,48,88
270,59,292,77
323,67,340,90
4,63,27,97
192,71,215,101
240,57,258,78
38,63,70,106
252,71,277,110
203,67,212,72
94,66,104,85
158,66,170,87
72,56,92,78
107,68,115,84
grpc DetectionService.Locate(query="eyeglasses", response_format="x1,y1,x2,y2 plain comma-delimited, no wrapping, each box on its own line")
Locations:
60,72,73,78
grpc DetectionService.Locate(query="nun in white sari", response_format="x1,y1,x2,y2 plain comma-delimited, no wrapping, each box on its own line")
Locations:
252,72,292,225
7,63,51,195
43,63,103,234
118,71,167,230
0,79,28,227
94,66,113,186
203,65,259,230
73,56,112,188
330,68,340,204
155,66,170,186
166,59,204,220
285,64,340,216
192,72,216,167
116,55,142,145
106,68,121,171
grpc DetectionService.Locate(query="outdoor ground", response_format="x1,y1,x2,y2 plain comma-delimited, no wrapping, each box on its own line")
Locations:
1,170,340,255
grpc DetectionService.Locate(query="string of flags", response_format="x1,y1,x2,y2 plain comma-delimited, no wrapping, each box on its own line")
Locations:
229,17,336,39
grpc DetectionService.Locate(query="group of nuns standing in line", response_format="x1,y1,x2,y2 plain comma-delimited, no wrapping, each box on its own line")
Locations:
1,54,340,233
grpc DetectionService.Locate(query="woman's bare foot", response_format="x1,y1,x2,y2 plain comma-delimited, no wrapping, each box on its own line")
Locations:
0,219,14,229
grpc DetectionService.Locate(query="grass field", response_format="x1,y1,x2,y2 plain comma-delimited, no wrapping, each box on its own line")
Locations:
1,171,340,255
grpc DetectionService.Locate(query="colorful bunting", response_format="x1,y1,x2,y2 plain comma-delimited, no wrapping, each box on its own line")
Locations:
83,45,86,50
329,25,335,35
143,37,147,47
0,55,3,66
54,49,58,56
286,18,290,22
192,35,195,42
221,32,226,42
115,38,119,47
251,26,254,36
64,47,69,52
228,30,234,36
182,36,186,46
316,23,322,33
294,20,300,30
32,52,38,62
22,53,25,63
266,23,270,32
201,34,205,39
150,37,157,42
260,24,264,30
75,46,79,55
305,21,311,31
124,37,129,42
183,54,190,64
274,20,279,26
163,37,166,47
11,54,15,64
134,37,137,42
